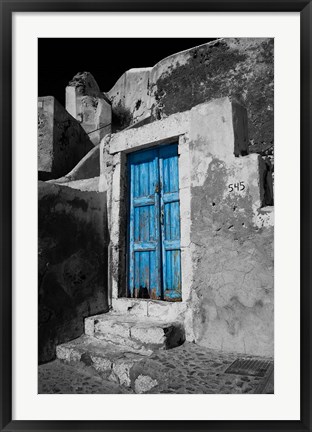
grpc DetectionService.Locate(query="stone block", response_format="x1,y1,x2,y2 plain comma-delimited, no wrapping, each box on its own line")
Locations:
131,321,185,349
112,359,137,387
96,317,131,338
84,316,95,336
134,375,158,394
56,343,81,363
56,335,152,388
83,311,185,351
147,301,186,321
131,325,166,345
112,298,148,316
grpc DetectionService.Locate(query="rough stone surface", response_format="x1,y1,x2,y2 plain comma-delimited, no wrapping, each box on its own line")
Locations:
38,359,131,394
107,68,152,131
111,298,186,321
134,375,158,394
38,96,94,180
188,114,274,355
66,72,112,145
84,312,185,351
42,341,273,394
38,181,108,363
56,335,149,385
106,38,273,155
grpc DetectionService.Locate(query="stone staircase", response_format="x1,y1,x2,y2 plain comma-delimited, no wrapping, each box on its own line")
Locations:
56,299,185,392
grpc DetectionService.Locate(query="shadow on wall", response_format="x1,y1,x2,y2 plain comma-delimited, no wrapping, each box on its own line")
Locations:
38,181,109,364
38,96,95,181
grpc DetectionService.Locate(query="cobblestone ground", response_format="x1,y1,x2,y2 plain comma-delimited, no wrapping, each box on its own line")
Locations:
38,360,131,394
39,342,273,394
148,342,273,394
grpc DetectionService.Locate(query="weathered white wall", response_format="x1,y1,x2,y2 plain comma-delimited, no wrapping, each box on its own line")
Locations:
66,72,112,146
187,135,273,356
107,68,152,130
101,97,273,356
106,38,274,158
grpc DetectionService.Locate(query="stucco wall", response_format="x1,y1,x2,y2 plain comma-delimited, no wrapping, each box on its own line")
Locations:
188,147,274,356
104,97,273,357
66,72,112,146
107,68,152,131
38,96,94,180
106,38,273,155
38,181,108,363
185,101,273,356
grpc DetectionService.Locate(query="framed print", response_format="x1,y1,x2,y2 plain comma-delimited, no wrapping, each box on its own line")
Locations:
1,1,311,431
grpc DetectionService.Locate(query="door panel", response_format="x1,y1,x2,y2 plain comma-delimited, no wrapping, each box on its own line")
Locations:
128,144,181,301
159,145,182,301
129,148,161,299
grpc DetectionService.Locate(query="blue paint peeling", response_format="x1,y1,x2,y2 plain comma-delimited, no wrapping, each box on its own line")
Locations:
128,144,181,301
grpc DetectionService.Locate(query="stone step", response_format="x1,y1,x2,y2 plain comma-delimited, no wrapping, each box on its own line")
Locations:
84,312,185,353
56,335,167,393
56,335,146,389
111,298,186,321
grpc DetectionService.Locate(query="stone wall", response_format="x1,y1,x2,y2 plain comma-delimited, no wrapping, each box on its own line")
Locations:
106,38,274,155
38,96,94,180
38,181,108,363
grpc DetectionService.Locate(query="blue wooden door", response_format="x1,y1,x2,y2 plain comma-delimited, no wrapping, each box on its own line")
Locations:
128,144,181,301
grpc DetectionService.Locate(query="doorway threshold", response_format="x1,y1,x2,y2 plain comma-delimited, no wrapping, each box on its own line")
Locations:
112,298,186,321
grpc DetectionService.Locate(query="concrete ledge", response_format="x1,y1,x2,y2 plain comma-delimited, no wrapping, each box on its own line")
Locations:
109,112,189,154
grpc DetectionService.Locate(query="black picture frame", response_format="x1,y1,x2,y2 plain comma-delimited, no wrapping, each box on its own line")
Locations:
1,1,311,431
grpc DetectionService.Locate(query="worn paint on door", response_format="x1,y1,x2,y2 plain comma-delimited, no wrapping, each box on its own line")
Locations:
128,144,181,301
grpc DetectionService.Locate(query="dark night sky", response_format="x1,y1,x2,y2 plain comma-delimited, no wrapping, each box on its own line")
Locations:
38,38,215,107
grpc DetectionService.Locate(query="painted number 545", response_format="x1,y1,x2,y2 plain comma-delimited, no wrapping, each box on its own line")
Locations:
228,181,245,192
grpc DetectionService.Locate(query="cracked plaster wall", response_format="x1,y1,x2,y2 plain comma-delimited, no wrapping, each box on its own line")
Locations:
188,158,274,356
186,100,273,356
